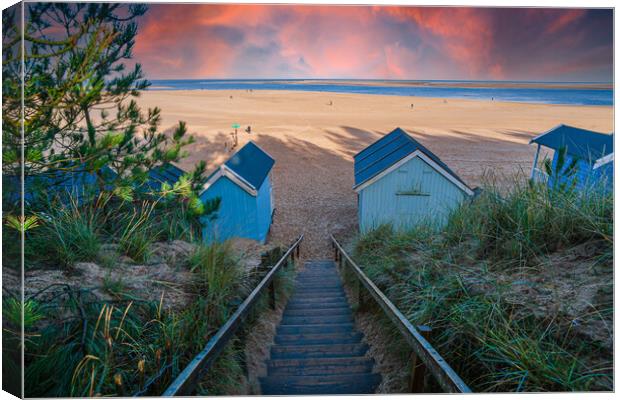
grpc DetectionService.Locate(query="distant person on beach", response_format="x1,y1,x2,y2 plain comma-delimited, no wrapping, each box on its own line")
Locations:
245,125,251,134
410,103,414,108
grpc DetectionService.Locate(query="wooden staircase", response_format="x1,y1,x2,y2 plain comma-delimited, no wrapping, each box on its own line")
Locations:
260,260,381,395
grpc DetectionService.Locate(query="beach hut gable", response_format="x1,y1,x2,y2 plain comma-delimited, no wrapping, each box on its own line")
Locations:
353,128,473,196
201,141,275,197
202,164,258,196
354,128,473,232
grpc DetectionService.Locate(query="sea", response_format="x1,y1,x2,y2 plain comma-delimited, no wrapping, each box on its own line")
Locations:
148,79,613,106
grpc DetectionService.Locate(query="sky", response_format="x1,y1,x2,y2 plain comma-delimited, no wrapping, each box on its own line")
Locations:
133,5,613,82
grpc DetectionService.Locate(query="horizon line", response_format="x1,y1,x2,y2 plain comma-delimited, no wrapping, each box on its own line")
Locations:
146,77,613,84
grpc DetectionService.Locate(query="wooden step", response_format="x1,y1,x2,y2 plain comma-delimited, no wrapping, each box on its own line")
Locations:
268,355,373,369
293,288,345,295
267,356,373,375
290,293,346,301
280,314,353,325
283,306,351,317
287,295,348,304
274,331,363,345
293,285,344,292
260,373,381,395
296,275,341,281
270,343,369,359
286,300,349,310
293,286,345,292
277,323,355,335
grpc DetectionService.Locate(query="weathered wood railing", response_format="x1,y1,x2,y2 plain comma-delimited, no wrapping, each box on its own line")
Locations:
162,235,303,396
330,235,471,394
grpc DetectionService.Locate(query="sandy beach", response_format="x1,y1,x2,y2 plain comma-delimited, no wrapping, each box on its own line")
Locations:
137,90,613,257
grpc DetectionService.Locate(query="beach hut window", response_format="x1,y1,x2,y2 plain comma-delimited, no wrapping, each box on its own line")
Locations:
396,182,430,196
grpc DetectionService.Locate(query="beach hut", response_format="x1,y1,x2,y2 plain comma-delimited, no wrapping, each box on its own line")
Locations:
353,128,474,232
200,141,275,243
4,165,117,207
5,162,195,209
529,124,613,191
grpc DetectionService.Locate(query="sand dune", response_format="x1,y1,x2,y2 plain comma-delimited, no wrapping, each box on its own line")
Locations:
137,90,613,257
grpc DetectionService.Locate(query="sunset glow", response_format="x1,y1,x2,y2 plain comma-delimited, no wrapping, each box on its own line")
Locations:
134,5,613,81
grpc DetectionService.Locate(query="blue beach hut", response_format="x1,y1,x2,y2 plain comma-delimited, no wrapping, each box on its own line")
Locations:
3,165,117,207
353,128,474,233
200,141,275,243
529,124,613,191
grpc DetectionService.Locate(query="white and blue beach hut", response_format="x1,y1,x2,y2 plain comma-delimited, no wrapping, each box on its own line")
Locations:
529,124,613,191
200,141,275,243
353,128,474,232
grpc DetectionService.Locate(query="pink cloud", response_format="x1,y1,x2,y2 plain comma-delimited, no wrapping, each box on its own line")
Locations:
131,5,611,81
545,9,586,34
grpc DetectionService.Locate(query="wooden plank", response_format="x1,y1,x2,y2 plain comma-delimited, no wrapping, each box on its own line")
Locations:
162,235,303,396
330,235,471,394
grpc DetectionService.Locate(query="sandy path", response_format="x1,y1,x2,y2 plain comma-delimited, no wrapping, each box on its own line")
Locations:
137,90,613,258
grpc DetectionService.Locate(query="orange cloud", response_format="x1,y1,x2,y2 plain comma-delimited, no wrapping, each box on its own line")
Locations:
131,5,612,81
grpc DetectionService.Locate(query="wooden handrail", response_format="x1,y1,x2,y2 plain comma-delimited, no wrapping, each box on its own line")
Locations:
162,235,304,396
330,235,471,394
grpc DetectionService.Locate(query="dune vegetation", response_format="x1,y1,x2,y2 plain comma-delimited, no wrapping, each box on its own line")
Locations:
352,175,613,392
2,188,296,397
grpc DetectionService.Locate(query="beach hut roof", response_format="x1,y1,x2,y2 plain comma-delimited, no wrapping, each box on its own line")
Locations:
530,124,613,161
147,163,186,187
225,141,275,189
202,141,275,196
353,127,472,194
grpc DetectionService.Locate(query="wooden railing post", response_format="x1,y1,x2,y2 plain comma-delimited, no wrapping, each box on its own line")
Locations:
409,325,432,393
269,279,276,309
350,273,360,311
357,286,369,312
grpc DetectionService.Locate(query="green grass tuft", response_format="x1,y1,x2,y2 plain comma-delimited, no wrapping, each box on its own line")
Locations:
34,195,103,268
